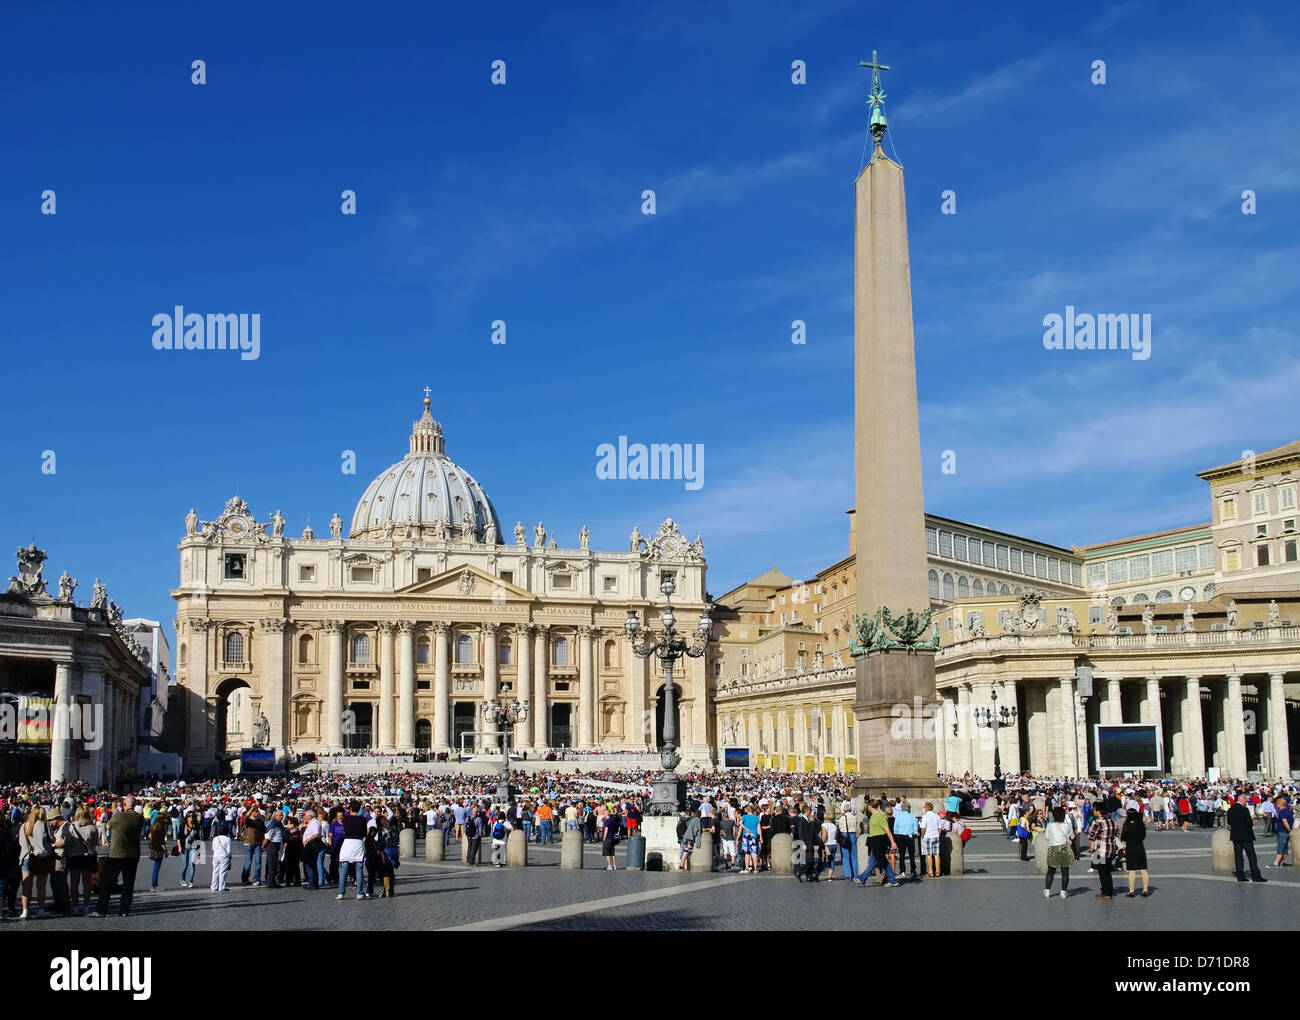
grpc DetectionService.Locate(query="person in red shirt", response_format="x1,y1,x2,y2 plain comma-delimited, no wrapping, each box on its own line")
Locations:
1177,794,1193,832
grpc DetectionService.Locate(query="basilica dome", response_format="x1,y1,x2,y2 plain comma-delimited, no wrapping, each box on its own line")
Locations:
349,398,502,542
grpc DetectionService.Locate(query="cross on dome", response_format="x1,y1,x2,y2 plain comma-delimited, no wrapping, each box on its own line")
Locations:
410,389,445,455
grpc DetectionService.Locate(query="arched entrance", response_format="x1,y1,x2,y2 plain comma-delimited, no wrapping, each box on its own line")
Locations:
415,719,432,750
653,684,683,749
214,677,252,755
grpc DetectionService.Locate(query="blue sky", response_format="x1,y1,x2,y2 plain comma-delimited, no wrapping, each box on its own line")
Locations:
2,1,1297,649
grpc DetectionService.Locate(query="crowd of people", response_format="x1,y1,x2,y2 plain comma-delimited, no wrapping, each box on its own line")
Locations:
0,766,1292,919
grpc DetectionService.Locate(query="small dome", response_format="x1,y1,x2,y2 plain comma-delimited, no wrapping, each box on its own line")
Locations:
350,397,502,542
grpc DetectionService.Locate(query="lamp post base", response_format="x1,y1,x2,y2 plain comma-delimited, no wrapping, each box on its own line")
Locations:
645,775,687,817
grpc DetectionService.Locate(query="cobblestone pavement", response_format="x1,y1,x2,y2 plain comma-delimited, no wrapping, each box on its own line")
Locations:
6,827,1295,932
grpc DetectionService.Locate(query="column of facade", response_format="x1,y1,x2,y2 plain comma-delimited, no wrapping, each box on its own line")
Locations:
749,711,761,763
432,621,451,753
955,684,973,778
377,622,395,750
1225,673,1247,778
776,710,788,765
996,680,1022,774
188,620,212,757
324,620,344,752
578,625,595,748
397,622,414,750
690,653,709,760
50,661,73,782
257,619,287,751
1182,676,1206,777
830,702,843,771
1269,672,1291,780
482,623,499,751
515,624,532,751
533,625,550,749
1057,675,1079,778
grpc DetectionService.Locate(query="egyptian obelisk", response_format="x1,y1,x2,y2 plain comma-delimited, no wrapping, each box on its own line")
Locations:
851,53,946,801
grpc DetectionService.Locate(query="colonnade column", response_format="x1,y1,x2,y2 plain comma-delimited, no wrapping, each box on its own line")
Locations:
578,625,595,748
1102,677,1121,724
533,625,550,750
1183,676,1206,778
432,622,451,753
996,680,1022,774
1223,674,1246,778
50,661,73,782
397,622,415,750
188,620,212,757
1269,672,1291,780
515,624,532,751
935,694,950,776
970,677,993,778
955,684,973,778
378,622,395,751
324,620,344,752
1058,674,1079,778
80,662,105,786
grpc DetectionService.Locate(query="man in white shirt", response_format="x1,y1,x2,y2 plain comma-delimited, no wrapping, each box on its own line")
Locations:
919,803,943,878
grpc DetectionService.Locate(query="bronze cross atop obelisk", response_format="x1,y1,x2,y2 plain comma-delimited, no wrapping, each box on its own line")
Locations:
860,50,890,147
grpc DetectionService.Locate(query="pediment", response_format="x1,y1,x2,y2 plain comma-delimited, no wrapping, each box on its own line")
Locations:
396,564,532,601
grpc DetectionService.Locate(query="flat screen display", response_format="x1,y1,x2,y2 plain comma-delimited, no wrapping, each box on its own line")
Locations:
723,747,750,769
1095,724,1161,771
241,749,277,773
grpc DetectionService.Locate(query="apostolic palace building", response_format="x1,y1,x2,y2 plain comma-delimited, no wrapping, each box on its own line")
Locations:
172,397,713,775
711,441,1300,783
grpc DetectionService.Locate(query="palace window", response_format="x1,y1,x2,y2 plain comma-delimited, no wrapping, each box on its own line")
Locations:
351,566,374,582
1285,540,1298,563
969,540,982,566
957,576,970,599
939,531,953,557
1129,555,1149,580
224,632,244,663
1257,545,1271,567
298,564,316,582
1198,543,1214,569
972,579,984,597
968,611,984,631
996,545,1009,569
603,576,618,593
417,640,430,665
1010,549,1022,573
224,554,245,580
953,535,968,561
1175,546,1197,573
1202,582,1216,598
1151,550,1174,576
553,636,570,666
1048,558,1059,581
998,610,1014,629
1108,559,1128,583
942,573,955,601
984,541,996,566
1071,564,1082,585
1133,592,1149,603
926,527,938,554
1281,485,1297,510
351,634,371,664
552,574,572,590
1000,584,1011,595
1087,563,1106,587
1286,520,1297,532
498,640,511,666
1222,497,1237,521
1154,589,1174,602
455,634,474,664
1252,491,1269,516
1257,525,1268,537
1088,607,1104,624
1036,555,1048,578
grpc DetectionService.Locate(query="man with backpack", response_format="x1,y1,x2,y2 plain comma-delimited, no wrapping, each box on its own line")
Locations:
490,812,510,867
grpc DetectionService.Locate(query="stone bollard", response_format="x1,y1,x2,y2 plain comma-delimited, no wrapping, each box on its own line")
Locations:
1291,832,1300,869
506,828,528,867
948,833,966,876
771,833,794,876
626,835,647,870
1211,828,1235,873
561,828,585,869
856,834,870,880
399,828,415,861
981,800,998,819
425,830,445,862
1033,832,1048,874
462,834,472,864
691,832,714,872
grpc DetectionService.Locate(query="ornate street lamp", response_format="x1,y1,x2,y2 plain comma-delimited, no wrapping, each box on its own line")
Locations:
481,698,529,805
626,574,712,815
975,688,1017,793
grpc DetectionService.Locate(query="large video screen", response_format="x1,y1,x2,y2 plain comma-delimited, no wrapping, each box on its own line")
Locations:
241,749,277,773
723,747,750,769
1095,724,1161,771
